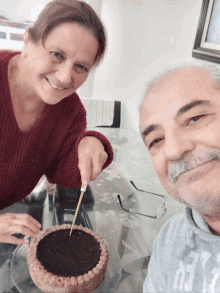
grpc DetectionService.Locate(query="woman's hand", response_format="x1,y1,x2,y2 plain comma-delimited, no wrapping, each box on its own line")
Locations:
78,136,108,185
0,213,41,245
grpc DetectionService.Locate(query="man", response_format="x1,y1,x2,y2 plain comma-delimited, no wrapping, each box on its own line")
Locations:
140,61,220,292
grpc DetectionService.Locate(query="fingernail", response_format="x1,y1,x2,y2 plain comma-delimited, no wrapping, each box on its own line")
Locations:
83,180,88,186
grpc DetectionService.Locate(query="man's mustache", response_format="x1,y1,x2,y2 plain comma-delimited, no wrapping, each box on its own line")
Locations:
168,150,220,182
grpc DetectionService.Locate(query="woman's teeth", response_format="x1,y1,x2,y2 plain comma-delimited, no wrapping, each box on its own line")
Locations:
47,78,66,91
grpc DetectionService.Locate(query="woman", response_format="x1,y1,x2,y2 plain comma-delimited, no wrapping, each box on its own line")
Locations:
0,0,113,244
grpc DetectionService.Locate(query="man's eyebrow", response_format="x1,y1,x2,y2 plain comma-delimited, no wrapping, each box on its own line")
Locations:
141,99,210,140
175,99,210,118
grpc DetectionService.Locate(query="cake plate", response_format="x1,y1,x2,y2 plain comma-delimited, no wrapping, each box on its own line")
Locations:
11,239,122,293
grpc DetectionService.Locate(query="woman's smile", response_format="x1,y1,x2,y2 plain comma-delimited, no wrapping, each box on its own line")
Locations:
44,76,69,91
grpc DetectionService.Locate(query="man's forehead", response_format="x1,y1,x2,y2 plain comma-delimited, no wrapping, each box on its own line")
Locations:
142,67,215,109
153,67,212,92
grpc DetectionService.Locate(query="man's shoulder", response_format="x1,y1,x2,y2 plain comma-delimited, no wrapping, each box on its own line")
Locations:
156,211,188,248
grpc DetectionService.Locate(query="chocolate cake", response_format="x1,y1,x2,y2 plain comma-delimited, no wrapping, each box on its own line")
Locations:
27,224,109,293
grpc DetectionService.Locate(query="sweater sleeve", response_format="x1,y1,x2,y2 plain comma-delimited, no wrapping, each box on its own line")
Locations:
45,99,113,188
81,130,113,170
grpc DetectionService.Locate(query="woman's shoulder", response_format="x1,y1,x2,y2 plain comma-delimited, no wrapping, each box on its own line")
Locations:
0,50,21,63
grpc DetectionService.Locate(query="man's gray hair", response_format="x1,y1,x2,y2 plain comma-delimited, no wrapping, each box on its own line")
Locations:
138,60,220,131
142,59,220,101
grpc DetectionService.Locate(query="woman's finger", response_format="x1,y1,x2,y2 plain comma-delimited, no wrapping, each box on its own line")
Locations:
78,161,91,186
14,213,41,232
8,221,40,236
90,151,108,181
0,213,41,235
100,151,108,166
1,213,41,228
0,234,27,245
0,213,41,245
89,159,102,181
78,136,108,183
9,224,38,238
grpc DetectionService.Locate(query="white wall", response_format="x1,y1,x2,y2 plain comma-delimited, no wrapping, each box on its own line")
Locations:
2,0,203,131
90,0,203,130
0,1,50,50
1,1,49,22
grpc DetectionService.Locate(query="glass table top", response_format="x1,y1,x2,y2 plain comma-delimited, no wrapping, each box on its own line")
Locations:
0,127,184,293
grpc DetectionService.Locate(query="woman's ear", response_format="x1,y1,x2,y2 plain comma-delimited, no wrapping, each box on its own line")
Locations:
22,27,30,58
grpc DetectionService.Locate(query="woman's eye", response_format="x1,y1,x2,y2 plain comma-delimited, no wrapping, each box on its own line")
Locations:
149,138,162,149
50,52,64,61
75,64,88,74
189,115,204,123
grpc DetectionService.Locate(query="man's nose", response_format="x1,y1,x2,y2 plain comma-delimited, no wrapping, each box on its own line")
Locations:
56,63,73,86
163,130,195,161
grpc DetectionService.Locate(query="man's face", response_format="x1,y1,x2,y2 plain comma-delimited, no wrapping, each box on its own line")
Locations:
140,68,220,218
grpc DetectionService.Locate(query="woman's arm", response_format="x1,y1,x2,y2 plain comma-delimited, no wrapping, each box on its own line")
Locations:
45,96,113,188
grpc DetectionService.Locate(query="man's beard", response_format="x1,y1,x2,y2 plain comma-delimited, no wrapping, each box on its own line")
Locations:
166,186,220,220
168,149,220,183
165,149,220,218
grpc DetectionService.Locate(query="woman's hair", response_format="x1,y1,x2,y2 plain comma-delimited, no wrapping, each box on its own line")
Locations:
28,0,106,66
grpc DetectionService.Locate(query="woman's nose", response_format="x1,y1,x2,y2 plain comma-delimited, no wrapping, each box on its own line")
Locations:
163,130,195,161
56,64,73,86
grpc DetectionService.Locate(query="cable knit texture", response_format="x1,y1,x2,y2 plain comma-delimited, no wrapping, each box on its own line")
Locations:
0,50,113,209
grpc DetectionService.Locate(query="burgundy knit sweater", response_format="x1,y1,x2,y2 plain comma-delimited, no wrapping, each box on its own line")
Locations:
0,51,113,209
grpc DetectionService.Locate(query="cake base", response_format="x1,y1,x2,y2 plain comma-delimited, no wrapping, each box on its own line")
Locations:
27,224,109,293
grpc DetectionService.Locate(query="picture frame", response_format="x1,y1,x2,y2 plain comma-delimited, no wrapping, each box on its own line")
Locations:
192,0,220,64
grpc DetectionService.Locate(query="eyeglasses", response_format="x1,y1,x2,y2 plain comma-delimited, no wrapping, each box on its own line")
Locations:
117,181,167,219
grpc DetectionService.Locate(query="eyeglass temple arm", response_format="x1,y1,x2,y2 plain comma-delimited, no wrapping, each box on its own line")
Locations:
133,210,156,219
130,181,165,198
117,194,130,213
117,194,156,219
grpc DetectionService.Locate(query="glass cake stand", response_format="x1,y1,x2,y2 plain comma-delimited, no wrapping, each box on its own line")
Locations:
11,239,122,293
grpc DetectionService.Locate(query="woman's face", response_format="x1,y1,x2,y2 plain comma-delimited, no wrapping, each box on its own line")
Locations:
22,22,99,104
